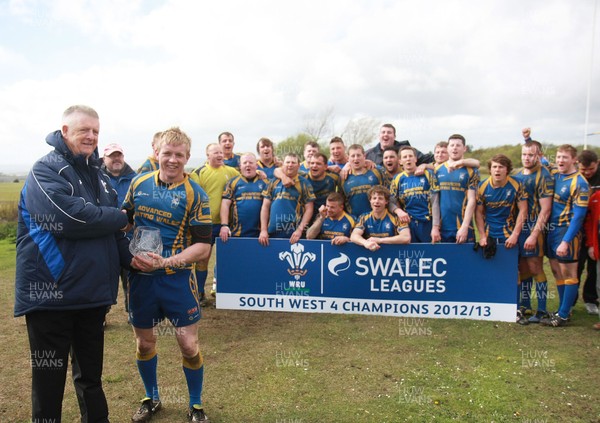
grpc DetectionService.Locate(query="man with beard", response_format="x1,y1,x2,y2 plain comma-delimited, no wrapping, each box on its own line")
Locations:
381,147,402,189
102,142,136,313
514,141,554,323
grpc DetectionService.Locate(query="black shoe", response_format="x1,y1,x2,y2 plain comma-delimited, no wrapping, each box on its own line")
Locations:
199,293,209,308
540,313,568,327
528,311,549,324
132,398,161,422
516,309,530,326
188,405,209,422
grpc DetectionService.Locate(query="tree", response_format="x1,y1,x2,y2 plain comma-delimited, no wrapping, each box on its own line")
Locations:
303,107,335,142
340,117,381,146
276,133,322,161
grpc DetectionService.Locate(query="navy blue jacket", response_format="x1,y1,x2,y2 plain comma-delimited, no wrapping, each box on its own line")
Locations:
365,140,434,166
102,162,136,206
15,131,131,316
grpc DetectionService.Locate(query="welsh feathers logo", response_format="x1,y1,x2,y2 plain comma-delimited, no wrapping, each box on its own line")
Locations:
328,253,351,276
279,243,316,280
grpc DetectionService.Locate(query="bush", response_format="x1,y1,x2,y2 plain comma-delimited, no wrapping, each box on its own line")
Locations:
0,201,17,222
0,221,17,242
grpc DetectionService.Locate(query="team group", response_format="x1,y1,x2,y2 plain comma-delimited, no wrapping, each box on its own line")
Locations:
15,105,600,423
109,122,600,333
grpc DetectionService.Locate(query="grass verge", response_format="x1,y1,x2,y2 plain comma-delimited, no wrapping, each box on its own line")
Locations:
0,241,599,422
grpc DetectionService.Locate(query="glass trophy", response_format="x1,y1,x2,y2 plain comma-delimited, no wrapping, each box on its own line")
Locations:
129,226,163,259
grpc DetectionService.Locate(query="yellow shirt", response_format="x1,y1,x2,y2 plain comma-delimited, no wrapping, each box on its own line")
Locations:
190,164,239,224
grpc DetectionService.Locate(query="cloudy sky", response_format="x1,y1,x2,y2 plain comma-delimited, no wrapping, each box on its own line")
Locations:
0,0,599,172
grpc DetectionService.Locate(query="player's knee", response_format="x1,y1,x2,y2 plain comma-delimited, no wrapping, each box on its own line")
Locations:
135,334,157,354
177,331,199,357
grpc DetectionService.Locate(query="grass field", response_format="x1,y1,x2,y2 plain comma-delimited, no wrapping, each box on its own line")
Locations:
1,238,600,423
0,181,23,201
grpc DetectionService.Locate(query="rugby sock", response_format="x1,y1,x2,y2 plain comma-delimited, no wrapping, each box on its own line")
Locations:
182,352,204,408
558,278,578,319
534,273,548,313
555,279,565,307
520,276,533,310
197,269,208,295
136,350,159,401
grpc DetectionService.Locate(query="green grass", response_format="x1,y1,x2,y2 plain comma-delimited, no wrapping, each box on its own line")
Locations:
1,241,600,422
0,181,23,202
0,183,21,239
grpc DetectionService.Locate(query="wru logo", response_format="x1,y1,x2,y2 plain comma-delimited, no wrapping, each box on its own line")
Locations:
279,243,316,280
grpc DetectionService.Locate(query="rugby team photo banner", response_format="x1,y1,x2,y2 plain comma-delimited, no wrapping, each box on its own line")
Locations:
216,239,518,322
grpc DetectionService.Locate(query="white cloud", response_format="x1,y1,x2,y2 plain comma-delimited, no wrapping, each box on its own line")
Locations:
0,0,599,172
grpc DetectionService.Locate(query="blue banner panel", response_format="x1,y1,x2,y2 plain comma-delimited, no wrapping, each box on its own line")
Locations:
216,239,518,322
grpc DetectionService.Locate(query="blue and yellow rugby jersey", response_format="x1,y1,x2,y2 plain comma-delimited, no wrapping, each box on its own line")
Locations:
307,170,340,211
136,156,159,174
356,210,408,238
377,166,398,190
123,171,212,273
319,212,356,240
341,168,384,218
222,174,268,237
190,164,239,224
477,176,527,239
262,176,316,234
390,169,439,222
224,153,241,170
435,163,479,238
550,171,589,242
299,160,310,175
514,164,554,228
257,160,277,180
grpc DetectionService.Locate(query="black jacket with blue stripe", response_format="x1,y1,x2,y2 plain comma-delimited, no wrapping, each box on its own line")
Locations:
14,130,131,316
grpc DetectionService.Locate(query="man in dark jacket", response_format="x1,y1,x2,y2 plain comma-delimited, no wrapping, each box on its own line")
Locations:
365,123,434,166
15,105,132,423
102,142,136,206
102,142,136,312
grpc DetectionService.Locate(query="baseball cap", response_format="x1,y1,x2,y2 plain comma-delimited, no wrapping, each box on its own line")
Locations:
103,143,124,156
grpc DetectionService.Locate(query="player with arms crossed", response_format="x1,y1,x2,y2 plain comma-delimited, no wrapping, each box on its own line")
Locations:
124,128,212,422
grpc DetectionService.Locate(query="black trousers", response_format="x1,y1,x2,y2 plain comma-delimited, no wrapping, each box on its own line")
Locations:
577,245,600,305
26,306,109,423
